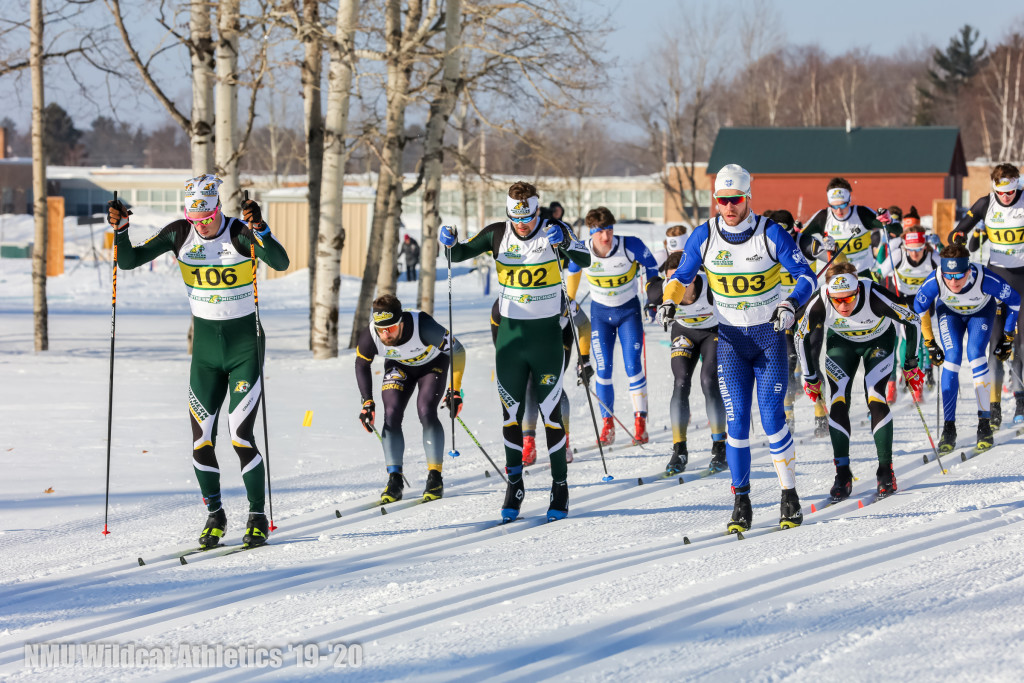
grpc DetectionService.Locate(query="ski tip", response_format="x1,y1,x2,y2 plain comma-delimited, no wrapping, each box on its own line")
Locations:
137,558,145,567
637,477,644,485
602,475,614,482
380,507,388,515
858,499,864,509
922,454,929,464
960,453,967,462
735,531,745,540
485,470,492,478
335,510,342,518
678,476,684,485
179,556,188,565
683,536,691,545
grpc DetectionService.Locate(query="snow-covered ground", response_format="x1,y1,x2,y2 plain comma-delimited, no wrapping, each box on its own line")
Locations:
2,213,1024,681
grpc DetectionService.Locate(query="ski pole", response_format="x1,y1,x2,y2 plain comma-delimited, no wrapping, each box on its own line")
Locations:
245,191,277,532
102,191,121,536
814,231,857,279
911,392,947,474
557,249,613,481
446,245,460,458
456,416,508,483
581,382,646,450
370,422,384,444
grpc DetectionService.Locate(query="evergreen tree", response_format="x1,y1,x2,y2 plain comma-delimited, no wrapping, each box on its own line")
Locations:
42,103,83,164
915,25,987,125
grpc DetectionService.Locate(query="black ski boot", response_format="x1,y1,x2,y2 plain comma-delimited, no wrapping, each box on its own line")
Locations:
814,415,828,438
666,442,688,475
501,477,525,523
829,466,853,502
728,492,752,534
780,489,803,529
199,508,227,548
548,480,569,521
709,440,728,471
938,420,957,454
381,471,404,504
1015,394,1024,425
977,415,994,452
423,469,443,501
876,463,897,498
242,513,269,548
991,401,1002,430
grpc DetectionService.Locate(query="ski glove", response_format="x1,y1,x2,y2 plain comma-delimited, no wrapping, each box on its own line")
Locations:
771,299,797,332
545,222,567,248
903,367,925,394
950,232,966,246
439,225,458,248
241,198,263,226
577,354,594,386
994,332,1015,362
811,233,837,258
359,399,375,433
658,301,676,331
875,207,892,225
440,388,463,417
925,339,944,365
803,378,822,403
107,199,131,231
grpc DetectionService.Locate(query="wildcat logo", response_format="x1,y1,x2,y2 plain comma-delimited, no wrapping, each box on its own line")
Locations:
991,211,1004,223
517,294,533,303
185,182,195,192
832,275,852,289
385,349,401,357
735,302,749,310
233,381,250,393
589,261,604,272
188,244,206,259
208,295,222,303
833,318,849,327
190,199,209,210
870,348,888,358
384,367,407,381
509,200,532,217
539,374,557,386
712,250,733,266
201,182,218,196
504,244,523,259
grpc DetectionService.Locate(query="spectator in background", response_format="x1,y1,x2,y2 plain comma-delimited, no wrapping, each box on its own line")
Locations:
540,201,566,224
400,234,421,281
665,225,687,256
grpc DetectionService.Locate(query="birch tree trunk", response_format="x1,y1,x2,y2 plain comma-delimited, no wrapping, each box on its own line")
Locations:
189,0,215,174
311,0,359,359
30,0,47,352
302,0,325,348
216,0,241,216
417,0,461,314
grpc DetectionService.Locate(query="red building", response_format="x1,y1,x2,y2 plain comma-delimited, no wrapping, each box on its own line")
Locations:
706,127,967,222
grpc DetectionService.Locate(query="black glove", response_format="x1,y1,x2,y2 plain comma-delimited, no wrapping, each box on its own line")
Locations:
107,199,131,231
440,388,463,417
577,354,594,386
359,399,375,433
658,301,676,331
241,198,263,227
994,333,1015,362
950,232,966,246
925,339,944,366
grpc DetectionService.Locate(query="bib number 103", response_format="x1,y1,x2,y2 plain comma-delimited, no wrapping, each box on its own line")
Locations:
717,273,766,294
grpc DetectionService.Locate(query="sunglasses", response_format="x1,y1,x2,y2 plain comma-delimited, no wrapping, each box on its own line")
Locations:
830,202,851,211
829,293,857,305
509,213,536,224
715,195,746,206
375,321,402,334
184,205,220,227
996,190,1017,199
943,271,968,281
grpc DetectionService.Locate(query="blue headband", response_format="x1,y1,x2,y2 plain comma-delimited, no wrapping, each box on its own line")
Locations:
942,257,970,274
589,224,614,235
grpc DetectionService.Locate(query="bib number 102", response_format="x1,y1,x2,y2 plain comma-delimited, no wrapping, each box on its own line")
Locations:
190,266,238,287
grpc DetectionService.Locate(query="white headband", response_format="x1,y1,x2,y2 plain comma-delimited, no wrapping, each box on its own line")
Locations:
993,177,1021,193
666,235,686,252
826,273,858,297
184,174,222,212
506,195,539,219
827,187,851,206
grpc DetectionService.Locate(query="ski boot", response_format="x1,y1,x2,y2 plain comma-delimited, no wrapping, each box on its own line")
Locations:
991,401,1002,430
779,489,803,529
423,469,444,501
727,492,752,534
598,417,615,446
633,413,649,445
876,463,897,498
938,420,957,455
829,465,853,503
785,408,796,435
814,415,829,438
977,415,993,452
522,434,537,466
199,508,227,548
501,477,525,523
548,480,569,521
242,513,269,548
886,380,897,405
709,440,728,471
381,471,404,504
1015,394,1024,425
665,442,688,475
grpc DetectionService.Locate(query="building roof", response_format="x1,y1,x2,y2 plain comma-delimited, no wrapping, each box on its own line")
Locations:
707,127,967,176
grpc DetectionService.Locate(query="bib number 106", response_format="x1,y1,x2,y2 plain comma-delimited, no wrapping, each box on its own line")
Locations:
189,266,238,287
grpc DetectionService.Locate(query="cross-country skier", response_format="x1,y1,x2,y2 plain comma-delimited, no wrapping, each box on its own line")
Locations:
796,262,923,501
799,177,889,278
439,181,590,522
646,251,727,474
354,294,466,503
951,164,1024,426
565,207,659,446
876,222,939,400
913,243,1021,453
658,164,817,533
108,175,290,549
490,298,592,465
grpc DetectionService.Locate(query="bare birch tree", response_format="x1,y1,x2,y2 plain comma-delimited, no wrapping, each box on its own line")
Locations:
216,0,242,215
189,0,215,173
981,35,1024,161
30,0,48,352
